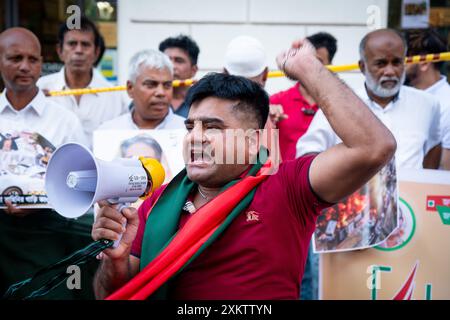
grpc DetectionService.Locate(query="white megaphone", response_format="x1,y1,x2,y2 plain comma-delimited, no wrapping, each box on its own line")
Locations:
45,143,165,247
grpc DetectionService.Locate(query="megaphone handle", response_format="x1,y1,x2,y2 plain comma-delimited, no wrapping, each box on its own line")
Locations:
109,202,129,249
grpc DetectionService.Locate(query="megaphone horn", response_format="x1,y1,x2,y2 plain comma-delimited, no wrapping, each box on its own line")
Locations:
45,143,165,246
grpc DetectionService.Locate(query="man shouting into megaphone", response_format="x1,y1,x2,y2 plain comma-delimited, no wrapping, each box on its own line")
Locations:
92,39,397,300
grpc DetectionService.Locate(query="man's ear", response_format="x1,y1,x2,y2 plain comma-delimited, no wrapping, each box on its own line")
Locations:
246,128,260,159
126,80,134,99
191,64,198,77
358,60,365,74
262,67,269,82
262,67,269,87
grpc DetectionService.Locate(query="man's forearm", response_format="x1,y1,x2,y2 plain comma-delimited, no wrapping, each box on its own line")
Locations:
290,56,393,151
283,46,396,203
94,255,133,299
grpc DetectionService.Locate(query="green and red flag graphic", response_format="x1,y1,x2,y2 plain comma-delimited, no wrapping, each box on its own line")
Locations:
426,195,450,211
436,205,450,226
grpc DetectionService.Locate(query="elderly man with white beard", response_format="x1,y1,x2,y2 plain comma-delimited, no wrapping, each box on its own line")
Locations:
296,28,441,169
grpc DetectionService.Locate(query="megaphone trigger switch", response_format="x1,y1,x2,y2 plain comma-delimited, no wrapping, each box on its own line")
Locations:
117,203,128,213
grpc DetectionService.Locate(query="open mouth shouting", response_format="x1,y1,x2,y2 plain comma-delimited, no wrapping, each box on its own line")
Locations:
188,148,215,167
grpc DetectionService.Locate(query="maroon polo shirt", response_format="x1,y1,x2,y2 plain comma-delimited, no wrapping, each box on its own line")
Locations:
270,83,320,161
131,155,330,300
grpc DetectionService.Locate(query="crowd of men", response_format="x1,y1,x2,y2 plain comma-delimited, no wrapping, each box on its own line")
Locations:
0,16,448,300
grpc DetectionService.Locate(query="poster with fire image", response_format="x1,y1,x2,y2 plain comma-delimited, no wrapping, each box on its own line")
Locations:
0,131,55,209
313,157,398,253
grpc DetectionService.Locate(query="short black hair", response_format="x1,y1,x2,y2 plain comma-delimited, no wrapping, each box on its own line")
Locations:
185,73,269,129
57,16,102,49
307,32,338,63
159,34,200,65
404,28,448,70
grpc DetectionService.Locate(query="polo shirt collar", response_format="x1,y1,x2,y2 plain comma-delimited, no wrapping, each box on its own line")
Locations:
90,69,108,89
292,82,307,102
57,66,102,95
290,82,318,110
425,75,447,94
0,91,10,114
0,89,46,116
28,90,47,116
156,107,175,128
130,106,174,129
363,83,402,110
53,67,67,90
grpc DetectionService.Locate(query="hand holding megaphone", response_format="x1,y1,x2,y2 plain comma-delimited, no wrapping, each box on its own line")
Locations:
92,200,139,259
45,143,165,248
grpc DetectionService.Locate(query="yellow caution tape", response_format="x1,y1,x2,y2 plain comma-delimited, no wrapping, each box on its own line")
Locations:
48,52,450,96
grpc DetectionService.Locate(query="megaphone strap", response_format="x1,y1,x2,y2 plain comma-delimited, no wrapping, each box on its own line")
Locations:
2,239,113,300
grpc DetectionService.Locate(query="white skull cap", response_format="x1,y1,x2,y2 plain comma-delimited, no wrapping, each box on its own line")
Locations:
224,35,267,78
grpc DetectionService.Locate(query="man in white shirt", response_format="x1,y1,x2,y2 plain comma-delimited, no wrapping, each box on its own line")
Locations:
297,29,441,170
405,28,450,170
37,17,128,147
0,27,96,299
99,49,185,130
0,28,87,203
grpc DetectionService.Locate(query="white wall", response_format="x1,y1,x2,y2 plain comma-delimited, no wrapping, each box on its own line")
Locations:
118,0,389,95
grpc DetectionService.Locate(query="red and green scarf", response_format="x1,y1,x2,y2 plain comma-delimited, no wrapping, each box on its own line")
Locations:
106,149,270,300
